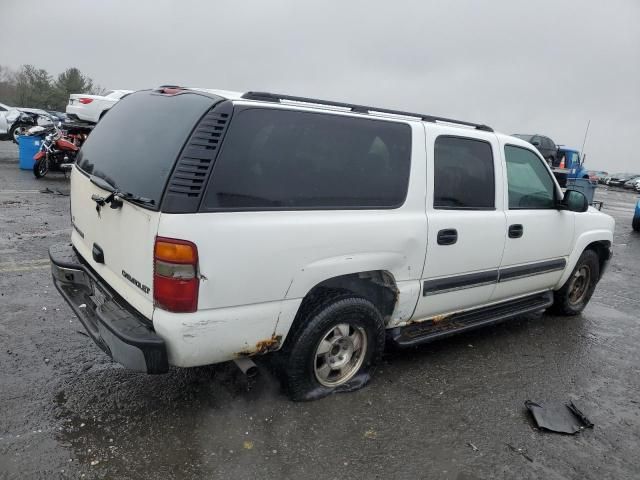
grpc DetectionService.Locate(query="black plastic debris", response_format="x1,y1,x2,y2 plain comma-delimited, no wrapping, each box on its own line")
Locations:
525,400,594,434
40,188,69,196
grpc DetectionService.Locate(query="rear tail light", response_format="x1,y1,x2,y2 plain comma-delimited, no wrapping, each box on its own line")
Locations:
78,98,94,104
153,237,199,313
559,157,565,169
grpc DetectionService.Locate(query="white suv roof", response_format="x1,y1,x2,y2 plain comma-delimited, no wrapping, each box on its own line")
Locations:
185,88,497,135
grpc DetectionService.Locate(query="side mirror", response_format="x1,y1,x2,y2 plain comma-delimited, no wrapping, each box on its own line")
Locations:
560,189,589,212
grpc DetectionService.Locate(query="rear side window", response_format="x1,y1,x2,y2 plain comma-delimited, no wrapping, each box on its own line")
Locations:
202,108,411,210
505,145,556,209
433,136,495,209
76,91,216,208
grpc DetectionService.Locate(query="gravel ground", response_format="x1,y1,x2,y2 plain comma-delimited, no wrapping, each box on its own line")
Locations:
0,140,639,479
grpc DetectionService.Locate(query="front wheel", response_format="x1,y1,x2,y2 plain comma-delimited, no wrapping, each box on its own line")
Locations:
10,123,29,143
33,158,49,178
550,249,600,316
279,295,385,401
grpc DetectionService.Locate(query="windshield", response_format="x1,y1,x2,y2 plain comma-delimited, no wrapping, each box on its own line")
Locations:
76,90,216,208
568,151,580,165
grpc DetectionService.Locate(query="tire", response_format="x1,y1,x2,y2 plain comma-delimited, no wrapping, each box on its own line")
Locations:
550,249,600,316
9,123,28,144
33,158,49,178
279,294,385,401
633,215,640,232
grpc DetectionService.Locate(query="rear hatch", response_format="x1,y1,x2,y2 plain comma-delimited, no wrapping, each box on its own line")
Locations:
70,90,217,318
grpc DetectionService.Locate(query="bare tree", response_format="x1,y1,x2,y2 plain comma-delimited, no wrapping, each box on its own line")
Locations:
0,64,103,110
0,65,18,104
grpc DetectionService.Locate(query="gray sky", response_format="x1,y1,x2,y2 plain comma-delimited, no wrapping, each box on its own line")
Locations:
2,0,638,172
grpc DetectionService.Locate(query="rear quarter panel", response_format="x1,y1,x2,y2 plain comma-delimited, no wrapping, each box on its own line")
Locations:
153,120,428,366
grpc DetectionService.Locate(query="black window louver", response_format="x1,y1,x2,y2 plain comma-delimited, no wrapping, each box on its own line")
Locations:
162,100,233,213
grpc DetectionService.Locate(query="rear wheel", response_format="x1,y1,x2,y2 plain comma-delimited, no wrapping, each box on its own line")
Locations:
279,295,384,401
33,158,49,178
633,214,640,232
550,249,600,315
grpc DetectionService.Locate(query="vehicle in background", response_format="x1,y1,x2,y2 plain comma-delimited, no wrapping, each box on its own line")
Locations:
623,177,640,189
32,122,79,178
550,146,593,187
512,134,558,165
0,102,19,138
588,170,608,183
66,90,133,123
602,173,622,185
46,110,69,123
0,103,55,142
608,173,640,188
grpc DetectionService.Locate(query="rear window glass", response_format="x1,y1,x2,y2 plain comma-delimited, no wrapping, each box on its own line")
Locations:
77,91,215,208
433,136,495,209
202,108,411,210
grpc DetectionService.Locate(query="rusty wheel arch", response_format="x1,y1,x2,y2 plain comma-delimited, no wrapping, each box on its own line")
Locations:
298,271,398,322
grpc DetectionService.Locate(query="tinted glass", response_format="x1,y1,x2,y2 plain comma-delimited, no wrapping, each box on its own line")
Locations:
77,91,215,207
433,136,495,209
505,145,556,209
568,151,580,165
513,134,533,142
203,108,411,209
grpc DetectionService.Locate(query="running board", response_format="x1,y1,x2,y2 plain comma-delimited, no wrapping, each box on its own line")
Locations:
388,291,554,348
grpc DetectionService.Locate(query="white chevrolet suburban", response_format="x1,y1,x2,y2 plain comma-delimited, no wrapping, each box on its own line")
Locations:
50,87,614,400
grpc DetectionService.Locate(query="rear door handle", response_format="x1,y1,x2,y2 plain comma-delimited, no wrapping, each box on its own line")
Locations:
437,228,458,245
508,224,524,239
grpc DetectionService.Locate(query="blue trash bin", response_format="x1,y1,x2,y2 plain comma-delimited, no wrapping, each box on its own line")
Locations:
18,135,43,170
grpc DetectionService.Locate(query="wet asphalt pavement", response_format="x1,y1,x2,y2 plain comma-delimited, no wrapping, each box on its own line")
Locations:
0,140,639,479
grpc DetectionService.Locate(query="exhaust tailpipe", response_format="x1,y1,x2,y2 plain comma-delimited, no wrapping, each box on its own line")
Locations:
233,357,258,378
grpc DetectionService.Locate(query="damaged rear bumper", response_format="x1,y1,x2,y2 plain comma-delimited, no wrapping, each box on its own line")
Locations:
49,242,168,374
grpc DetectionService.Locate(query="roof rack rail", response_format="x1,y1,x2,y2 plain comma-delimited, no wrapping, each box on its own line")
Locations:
241,91,493,132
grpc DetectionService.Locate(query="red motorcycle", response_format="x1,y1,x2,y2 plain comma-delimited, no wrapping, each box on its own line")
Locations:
32,123,80,178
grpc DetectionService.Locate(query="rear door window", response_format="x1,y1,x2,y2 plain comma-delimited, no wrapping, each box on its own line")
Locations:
76,91,216,208
202,108,411,210
433,136,495,209
505,145,556,209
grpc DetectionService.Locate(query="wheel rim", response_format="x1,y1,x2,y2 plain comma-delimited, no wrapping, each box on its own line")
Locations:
568,265,591,305
313,323,367,387
13,126,26,141
38,159,48,176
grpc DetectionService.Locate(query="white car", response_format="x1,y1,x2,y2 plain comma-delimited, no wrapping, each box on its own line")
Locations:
50,87,614,401
0,102,54,142
66,89,133,123
0,102,19,137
